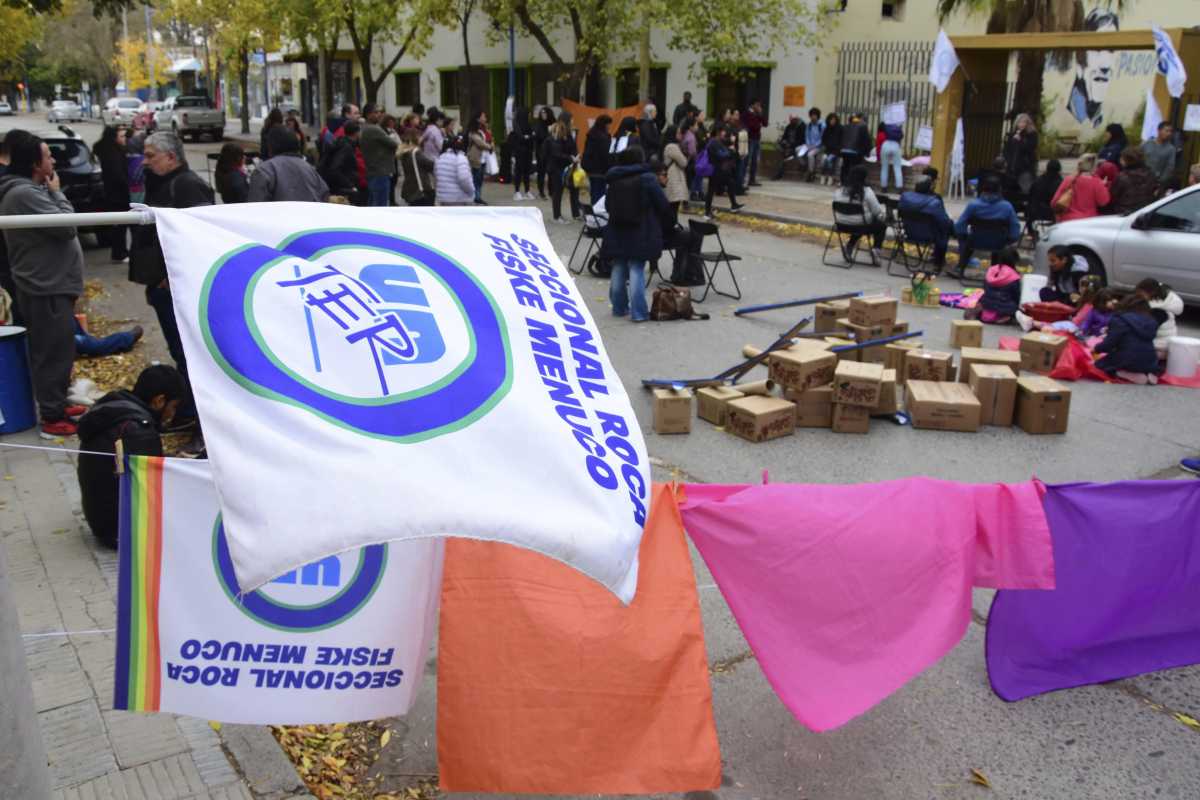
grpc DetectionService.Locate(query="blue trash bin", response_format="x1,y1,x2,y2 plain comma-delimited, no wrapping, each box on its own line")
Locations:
0,325,37,434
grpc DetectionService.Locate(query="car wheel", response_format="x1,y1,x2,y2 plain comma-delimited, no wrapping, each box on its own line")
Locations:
1070,247,1107,286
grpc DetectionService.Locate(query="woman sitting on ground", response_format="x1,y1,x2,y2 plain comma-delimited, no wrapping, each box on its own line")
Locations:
1095,296,1161,384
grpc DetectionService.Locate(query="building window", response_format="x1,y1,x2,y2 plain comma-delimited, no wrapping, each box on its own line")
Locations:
394,72,420,109
882,1,905,19
615,67,668,108
708,66,773,120
440,71,460,108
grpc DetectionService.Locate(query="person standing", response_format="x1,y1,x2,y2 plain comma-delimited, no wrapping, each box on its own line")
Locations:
1141,122,1177,190
0,132,86,438
248,127,330,202
543,120,580,223
820,112,843,185
510,105,535,200
1108,147,1159,215
602,146,668,323
533,106,555,200
672,92,699,127
319,121,363,203
839,113,871,185
260,107,284,159
703,125,743,219
94,125,131,262
360,103,398,207
1002,113,1039,193
398,128,436,206
435,134,475,206
1051,154,1110,221
730,110,749,193
637,105,661,161
743,99,766,187
213,143,249,203
582,114,613,202
878,119,904,193
420,109,445,162
663,124,690,213
466,111,494,205
1097,123,1128,165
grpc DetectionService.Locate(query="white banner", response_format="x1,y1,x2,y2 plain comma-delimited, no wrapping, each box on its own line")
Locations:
157,204,649,602
928,30,961,93
881,102,906,126
1142,89,1164,143
1153,26,1188,99
114,457,442,724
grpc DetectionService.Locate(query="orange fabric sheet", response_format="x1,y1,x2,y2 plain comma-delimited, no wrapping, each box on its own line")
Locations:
437,482,720,794
561,98,645,155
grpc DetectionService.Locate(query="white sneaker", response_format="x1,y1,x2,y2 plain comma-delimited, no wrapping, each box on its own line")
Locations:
1015,310,1034,332
514,191,524,201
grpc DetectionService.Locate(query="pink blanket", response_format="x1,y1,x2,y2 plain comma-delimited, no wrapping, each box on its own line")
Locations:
679,479,1054,731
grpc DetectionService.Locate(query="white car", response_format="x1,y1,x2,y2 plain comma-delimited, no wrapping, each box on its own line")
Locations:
47,100,84,122
0,100,13,116
102,97,143,126
1035,183,1200,305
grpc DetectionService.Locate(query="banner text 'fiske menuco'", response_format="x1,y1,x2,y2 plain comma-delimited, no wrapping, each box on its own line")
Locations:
165,640,401,690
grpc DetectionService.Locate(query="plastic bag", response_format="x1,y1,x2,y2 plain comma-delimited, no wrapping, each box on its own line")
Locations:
1048,337,1114,382
483,150,500,176
571,164,587,189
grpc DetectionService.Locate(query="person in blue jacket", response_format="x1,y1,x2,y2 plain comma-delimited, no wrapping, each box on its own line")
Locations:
601,145,669,322
898,170,953,267
1094,296,1161,383
953,175,1021,272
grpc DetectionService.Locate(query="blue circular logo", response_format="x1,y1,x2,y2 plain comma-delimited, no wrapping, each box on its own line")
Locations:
200,229,512,441
212,517,387,632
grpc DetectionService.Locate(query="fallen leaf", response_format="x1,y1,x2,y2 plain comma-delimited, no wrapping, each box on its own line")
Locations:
380,729,392,747
1173,712,1200,729
208,720,222,731
969,768,991,788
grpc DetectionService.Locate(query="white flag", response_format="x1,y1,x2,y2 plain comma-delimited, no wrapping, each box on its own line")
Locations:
1142,88,1164,143
156,204,650,602
1152,26,1188,99
114,457,443,724
929,30,961,93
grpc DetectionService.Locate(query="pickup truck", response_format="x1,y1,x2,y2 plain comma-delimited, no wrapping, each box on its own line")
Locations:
155,96,225,141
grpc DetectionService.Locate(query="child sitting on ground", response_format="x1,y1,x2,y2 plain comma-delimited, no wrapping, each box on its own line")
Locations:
75,365,187,548
1135,278,1184,360
1095,296,1161,384
1040,244,1090,304
973,247,1022,324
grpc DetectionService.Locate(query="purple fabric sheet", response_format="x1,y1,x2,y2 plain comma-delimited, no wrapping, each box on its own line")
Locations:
986,480,1200,702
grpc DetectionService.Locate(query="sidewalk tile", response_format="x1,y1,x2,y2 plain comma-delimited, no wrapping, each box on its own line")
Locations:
103,710,189,768
25,635,93,711
41,698,118,788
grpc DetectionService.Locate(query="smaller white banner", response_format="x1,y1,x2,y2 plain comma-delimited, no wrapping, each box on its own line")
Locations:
915,126,934,151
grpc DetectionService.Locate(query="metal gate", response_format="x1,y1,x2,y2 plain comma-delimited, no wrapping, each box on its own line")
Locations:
835,41,936,147
962,80,1018,179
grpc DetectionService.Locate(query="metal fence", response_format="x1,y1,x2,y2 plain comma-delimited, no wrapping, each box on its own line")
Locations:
835,41,937,151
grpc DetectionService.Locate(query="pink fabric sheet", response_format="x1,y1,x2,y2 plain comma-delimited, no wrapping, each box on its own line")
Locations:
679,479,1054,731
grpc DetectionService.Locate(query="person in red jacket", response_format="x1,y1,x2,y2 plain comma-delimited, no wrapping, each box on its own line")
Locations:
1051,154,1110,221
743,99,766,188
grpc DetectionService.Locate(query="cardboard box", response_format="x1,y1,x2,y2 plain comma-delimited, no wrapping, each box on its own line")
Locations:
968,364,1017,426
841,318,892,344
815,299,851,333
725,395,797,442
834,361,885,408
696,386,744,426
891,320,910,335
873,369,899,415
832,402,871,434
768,349,837,393
904,350,954,383
1017,376,1071,434
824,337,859,363
787,384,834,428
849,295,899,327
1020,332,1069,373
652,388,693,434
959,347,1023,383
906,381,982,432
885,340,923,372
950,319,984,349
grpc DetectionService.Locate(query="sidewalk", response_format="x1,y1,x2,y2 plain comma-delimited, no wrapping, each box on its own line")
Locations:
0,431,314,800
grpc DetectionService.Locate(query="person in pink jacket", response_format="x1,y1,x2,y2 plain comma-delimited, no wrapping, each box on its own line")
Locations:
1051,154,1110,221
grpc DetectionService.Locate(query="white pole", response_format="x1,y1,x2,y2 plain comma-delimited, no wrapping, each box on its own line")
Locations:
0,211,152,231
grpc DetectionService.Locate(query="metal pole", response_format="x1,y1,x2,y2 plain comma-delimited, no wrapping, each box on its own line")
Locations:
122,7,129,93
508,25,515,99
0,540,52,799
734,291,863,316
829,330,922,353
0,211,153,230
144,5,155,97
262,50,270,114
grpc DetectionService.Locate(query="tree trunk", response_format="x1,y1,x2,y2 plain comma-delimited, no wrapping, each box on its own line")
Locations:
320,47,334,122
1013,49,1047,126
638,27,650,103
239,45,250,135
461,18,474,115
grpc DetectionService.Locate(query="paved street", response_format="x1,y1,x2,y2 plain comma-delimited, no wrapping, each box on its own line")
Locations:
3,111,1200,799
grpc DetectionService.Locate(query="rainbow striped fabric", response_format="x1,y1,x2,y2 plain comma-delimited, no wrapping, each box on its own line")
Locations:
113,456,165,712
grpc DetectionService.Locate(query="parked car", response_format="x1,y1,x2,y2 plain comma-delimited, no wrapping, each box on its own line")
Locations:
1035,183,1200,305
154,95,225,141
47,99,84,122
0,100,13,116
102,97,143,126
42,127,105,242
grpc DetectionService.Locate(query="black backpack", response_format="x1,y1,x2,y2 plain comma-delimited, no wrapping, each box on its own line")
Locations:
605,174,644,225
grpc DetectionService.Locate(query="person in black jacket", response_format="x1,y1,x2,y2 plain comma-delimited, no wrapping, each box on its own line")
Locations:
1002,113,1039,193
76,365,186,547
213,142,249,204
582,115,613,201
509,105,535,200
839,113,871,185
533,106,555,200
1027,159,1062,226
602,146,669,322
318,121,362,202
543,121,580,223
637,105,661,161
703,125,744,219
820,113,843,185
94,125,131,261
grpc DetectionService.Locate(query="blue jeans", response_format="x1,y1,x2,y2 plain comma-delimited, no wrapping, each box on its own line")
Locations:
367,175,391,206
735,156,746,191
609,259,648,321
472,166,484,202
880,140,903,191
74,325,136,356
747,139,761,184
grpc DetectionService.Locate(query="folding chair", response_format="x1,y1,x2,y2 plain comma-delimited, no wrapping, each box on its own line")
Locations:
887,209,941,278
688,219,742,302
822,202,882,269
954,218,1014,287
1022,202,1056,249
567,202,605,275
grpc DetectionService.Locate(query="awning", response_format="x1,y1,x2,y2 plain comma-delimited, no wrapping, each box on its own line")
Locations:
168,57,203,74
